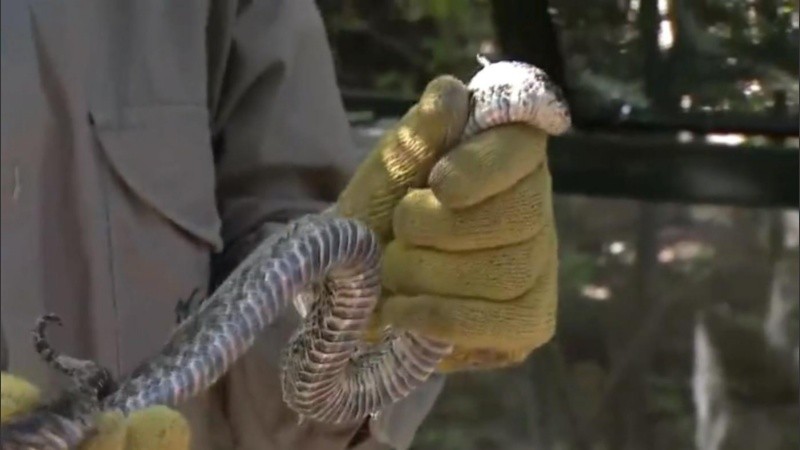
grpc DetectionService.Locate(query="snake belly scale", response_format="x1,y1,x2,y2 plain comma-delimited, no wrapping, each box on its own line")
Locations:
0,57,570,449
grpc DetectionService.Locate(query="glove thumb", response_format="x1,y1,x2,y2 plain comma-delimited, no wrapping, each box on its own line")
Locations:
336,76,469,242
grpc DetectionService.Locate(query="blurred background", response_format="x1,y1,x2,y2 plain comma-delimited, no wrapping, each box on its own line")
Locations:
315,1,799,449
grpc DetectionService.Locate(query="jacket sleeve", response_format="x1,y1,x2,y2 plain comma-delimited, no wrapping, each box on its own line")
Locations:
205,1,442,448
207,0,359,268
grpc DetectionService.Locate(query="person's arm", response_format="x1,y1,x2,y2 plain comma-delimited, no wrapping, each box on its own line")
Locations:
205,1,440,447
207,0,358,285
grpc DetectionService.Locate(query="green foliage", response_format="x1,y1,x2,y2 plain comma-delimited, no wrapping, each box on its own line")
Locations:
318,0,495,96
322,0,798,120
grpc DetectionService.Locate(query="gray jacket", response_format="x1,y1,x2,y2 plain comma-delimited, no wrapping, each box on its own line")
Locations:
0,0,442,448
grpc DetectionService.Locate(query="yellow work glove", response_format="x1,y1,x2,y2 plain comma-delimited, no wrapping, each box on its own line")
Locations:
1,372,190,450
338,75,558,372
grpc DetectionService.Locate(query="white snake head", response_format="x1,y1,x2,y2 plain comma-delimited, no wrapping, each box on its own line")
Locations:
464,55,572,138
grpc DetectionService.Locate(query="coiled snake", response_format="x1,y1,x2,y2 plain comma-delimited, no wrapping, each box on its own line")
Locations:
0,57,570,449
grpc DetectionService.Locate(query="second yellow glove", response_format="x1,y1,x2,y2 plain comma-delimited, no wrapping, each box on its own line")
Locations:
338,75,559,372
1,372,190,450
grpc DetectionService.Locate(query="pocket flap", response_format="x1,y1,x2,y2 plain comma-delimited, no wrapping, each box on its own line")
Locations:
91,105,223,251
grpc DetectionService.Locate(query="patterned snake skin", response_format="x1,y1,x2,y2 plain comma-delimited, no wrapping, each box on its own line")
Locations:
0,57,570,449
0,316,116,449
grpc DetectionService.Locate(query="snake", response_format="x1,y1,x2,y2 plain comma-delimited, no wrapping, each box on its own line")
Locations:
0,56,570,450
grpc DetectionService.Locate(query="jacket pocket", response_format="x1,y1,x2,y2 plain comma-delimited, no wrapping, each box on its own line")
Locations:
90,104,223,251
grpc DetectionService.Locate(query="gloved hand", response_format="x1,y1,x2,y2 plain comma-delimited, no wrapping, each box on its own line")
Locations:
337,75,558,372
1,372,190,450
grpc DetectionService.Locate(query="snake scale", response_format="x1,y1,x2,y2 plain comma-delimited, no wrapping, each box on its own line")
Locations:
0,56,570,449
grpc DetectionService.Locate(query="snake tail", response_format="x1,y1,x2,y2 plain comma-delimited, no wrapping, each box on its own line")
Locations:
1,315,114,450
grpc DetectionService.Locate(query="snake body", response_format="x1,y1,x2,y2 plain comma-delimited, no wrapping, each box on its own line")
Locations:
0,57,570,449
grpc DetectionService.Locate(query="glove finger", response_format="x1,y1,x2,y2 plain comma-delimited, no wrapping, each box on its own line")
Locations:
383,222,556,300
124,406,190,450
393,169,552,251
80,411,127,450
0,373,42,422
380,260,558,350
337,76,469,240
428,124,548,209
